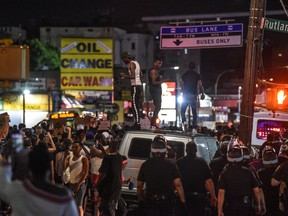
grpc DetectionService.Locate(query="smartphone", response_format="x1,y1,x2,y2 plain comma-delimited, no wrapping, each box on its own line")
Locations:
12,133,24,153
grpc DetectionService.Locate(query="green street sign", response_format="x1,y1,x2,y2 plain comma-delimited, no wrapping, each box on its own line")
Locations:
261,17,288,33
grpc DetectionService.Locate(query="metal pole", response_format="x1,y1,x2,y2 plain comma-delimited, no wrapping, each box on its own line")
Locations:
23,93,25,125
214,70,234,96
239,0,266,145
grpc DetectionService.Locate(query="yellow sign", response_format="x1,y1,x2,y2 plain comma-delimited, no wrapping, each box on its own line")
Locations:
61,38,113,54
61,54,113,73
50,112,76,120
61,73,113,90
3,94,49,111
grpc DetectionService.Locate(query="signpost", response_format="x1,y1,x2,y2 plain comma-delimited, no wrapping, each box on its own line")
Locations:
160,23,243,49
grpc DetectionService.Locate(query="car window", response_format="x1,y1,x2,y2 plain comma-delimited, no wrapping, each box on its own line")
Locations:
128,138,152,159
167,141,184,160
128,137,185,160
194,137,217,162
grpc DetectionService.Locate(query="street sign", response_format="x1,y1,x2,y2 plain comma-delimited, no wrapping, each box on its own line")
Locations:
160,23,243,49
261,17,288,34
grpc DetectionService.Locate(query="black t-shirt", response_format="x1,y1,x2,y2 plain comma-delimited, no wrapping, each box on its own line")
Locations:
181,70,201,94
177,155,213,193
272,160,288,182
209,155,228,191
218,163,259,200
148,67,161,87
98,153,123,201
137,157,180,197
258,166,279,211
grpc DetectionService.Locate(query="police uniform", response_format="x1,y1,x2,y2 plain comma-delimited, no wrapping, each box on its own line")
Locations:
137,135,185,216
177,141,216,216
217,140,261,216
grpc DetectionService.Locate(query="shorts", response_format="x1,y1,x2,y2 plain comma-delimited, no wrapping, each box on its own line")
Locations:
69,182,87,206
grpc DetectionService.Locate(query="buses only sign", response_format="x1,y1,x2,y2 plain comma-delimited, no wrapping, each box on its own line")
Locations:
160,23,243,49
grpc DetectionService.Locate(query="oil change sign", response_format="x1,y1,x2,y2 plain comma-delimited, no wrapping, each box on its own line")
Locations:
61,38,113,90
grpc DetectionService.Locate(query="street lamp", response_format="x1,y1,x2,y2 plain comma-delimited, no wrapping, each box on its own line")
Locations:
214,70,235,96
22,89,30,125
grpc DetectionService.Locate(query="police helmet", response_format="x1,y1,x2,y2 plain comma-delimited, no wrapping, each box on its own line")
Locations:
262,146,278,165
151,135,167,157
278,141,288,159
227,139,243,162
220,141,229,155
240,145,251,160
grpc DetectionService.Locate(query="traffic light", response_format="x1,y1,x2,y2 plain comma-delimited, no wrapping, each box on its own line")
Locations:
266,87,288,110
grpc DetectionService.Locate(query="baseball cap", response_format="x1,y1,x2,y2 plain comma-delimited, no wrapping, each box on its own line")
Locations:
121,51,134,59
102,131,112,139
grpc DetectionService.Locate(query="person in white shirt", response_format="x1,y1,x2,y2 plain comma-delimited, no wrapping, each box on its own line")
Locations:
120,51,143,130
0,141,78,216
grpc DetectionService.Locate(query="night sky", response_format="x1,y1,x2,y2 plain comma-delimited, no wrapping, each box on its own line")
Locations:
1,0,287,91
0,0,283,27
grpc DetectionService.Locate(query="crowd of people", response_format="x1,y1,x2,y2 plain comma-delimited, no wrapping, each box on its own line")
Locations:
0,113,131,216
0,107,288,216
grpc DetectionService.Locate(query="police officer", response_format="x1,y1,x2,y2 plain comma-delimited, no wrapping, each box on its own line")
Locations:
258,146,281,216
217,140,261,216
177,141,217,216
209,141,229,194
137,135,185,216
271,142,288,215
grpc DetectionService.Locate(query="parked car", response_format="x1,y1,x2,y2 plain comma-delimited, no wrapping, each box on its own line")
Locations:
118,129,218,205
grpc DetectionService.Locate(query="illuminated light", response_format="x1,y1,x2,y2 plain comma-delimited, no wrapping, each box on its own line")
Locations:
177,95,183,104
278,53,283,57
277,90,287,105
173,66,179,70
269,78,273,82
156,118,161,124
23,89,30,95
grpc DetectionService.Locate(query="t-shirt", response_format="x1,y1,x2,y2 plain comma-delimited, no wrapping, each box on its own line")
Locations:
177,155,212,193
181,70,201,94
218,163,259,200
137,157,180,198
98,153,122,201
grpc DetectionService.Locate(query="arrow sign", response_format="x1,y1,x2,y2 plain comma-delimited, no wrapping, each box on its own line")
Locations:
173,39,183,46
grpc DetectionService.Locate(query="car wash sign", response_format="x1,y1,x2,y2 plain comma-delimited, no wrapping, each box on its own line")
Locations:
61,38,113,90
160,23,243,49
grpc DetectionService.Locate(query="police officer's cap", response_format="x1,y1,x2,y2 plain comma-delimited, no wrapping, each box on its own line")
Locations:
262,146,278,165
227,139,243,162
240,145,251,160
153,135,167,144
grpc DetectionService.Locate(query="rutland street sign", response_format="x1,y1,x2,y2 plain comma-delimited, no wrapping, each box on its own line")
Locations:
261,17,288,33
160,23,243,49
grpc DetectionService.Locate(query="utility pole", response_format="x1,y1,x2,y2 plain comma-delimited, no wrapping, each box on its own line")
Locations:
239,0,267,145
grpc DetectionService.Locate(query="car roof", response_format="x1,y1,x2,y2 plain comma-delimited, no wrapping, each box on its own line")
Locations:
124,129,214,139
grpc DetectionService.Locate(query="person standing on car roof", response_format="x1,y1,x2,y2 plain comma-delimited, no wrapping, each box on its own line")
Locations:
177,141,217,216
148,57,164,128
137,135,185,216
217,140,262,216
120,51,143,130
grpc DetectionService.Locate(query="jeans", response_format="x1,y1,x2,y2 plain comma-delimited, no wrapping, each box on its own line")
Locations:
180,93,198,127
149,86,162,124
